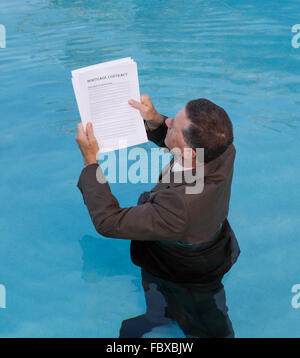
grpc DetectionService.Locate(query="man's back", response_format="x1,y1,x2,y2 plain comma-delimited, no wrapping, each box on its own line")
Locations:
130,118,239,289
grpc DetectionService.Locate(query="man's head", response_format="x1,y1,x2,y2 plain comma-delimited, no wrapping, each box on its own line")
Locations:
164,98,233,164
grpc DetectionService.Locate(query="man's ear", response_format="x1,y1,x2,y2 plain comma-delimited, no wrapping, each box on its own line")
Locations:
183,147,196,160
192,148,197,159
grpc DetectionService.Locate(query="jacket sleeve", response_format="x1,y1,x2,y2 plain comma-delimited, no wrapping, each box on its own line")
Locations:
145,115,168,148
77,163,188,241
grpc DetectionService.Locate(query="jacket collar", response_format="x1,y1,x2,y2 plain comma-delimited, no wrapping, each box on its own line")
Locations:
156,144,236,189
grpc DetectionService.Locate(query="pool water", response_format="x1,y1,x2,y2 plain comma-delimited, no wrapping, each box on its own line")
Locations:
0,0,300,338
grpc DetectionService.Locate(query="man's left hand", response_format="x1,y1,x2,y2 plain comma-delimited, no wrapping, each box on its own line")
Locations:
75,122,99,167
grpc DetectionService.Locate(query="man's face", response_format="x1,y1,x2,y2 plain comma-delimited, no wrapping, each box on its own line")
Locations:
164,106,192,154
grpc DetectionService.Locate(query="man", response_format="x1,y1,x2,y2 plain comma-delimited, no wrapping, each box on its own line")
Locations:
75,94,240,338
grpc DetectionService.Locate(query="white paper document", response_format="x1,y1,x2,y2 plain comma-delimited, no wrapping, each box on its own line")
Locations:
71,57,148,153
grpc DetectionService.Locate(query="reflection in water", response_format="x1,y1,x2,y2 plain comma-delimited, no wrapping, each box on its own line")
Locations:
79,235,109,283
79,235,131,282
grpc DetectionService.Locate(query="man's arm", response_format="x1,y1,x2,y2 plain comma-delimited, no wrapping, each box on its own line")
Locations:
77,163,188,241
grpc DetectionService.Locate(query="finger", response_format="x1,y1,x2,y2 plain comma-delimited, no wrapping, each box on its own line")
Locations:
140,94,152,105
86,122,96,140
128,99,147,111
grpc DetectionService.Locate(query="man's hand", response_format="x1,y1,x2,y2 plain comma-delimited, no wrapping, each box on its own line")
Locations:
75,122,99,167
128,94,165,131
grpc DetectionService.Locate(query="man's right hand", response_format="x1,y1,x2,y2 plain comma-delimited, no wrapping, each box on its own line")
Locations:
128,94,165,131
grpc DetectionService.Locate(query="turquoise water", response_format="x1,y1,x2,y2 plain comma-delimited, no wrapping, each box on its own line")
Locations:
0,0,300,338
